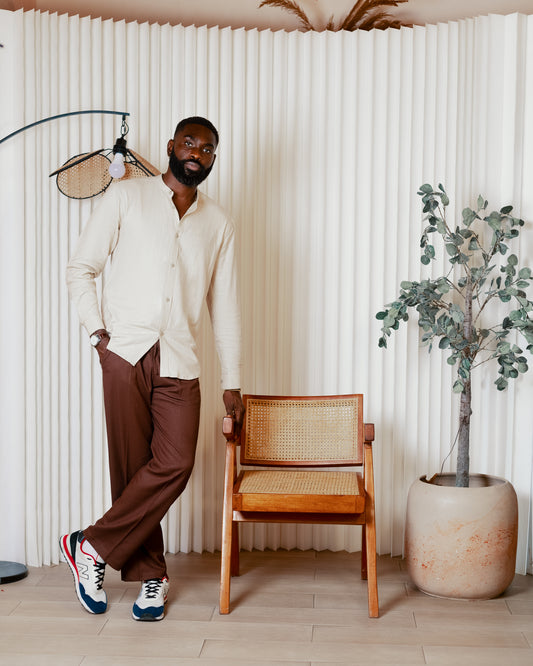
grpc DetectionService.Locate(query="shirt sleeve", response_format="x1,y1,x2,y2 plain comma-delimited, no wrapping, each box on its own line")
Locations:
206,219,242,390
66,185,121,335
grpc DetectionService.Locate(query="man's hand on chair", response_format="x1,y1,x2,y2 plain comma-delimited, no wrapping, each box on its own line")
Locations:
223,390,245,437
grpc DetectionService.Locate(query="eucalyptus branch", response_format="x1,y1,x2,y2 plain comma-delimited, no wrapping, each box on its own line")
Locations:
472,290,499,326
471,354,499,371
446,273,465,298
431,299,452,311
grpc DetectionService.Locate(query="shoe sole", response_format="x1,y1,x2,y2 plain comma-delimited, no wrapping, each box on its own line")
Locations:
132,609,165,621
59,533,107,615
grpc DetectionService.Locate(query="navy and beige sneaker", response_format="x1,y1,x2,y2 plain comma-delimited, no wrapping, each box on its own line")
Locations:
60,530,107,614
132,576,169,621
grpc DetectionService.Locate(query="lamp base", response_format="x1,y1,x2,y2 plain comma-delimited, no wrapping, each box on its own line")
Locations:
0,561,28,583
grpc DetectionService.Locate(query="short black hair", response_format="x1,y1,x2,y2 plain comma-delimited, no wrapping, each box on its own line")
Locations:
174,116,219,146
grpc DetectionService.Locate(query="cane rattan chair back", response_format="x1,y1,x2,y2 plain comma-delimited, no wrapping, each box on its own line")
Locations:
241,395,363,466
220,394,378,618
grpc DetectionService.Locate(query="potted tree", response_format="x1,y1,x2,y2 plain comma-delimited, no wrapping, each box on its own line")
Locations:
377,184,533,598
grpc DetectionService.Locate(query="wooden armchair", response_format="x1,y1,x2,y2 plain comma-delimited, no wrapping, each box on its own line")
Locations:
219,394,378,617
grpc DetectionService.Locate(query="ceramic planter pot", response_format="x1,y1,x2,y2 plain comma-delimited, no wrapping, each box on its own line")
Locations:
405,473,518,599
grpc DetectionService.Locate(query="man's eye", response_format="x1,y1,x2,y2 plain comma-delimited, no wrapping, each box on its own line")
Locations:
203,148,212,154
185,140,193,147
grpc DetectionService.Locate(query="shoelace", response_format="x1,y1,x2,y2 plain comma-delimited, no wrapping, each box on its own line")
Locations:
92,561,106,590
143,578,164,599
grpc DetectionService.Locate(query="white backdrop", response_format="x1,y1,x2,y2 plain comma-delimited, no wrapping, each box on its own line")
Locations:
0,9,532,573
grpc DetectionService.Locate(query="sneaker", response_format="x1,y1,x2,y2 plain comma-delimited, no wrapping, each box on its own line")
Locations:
132,576,169,621
59,530,107,614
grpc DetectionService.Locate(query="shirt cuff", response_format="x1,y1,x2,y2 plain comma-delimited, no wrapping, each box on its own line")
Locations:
221,372,241,391
83,316,106,337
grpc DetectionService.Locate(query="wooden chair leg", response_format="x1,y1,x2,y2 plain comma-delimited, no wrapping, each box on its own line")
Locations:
361,524,367,580
365,520,379,618
220,533,231,613
219,514,232,614
363,438,378,617
230,521,240,576
219,442,236,614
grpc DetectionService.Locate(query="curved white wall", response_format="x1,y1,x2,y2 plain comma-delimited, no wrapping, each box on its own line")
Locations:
0,9,532,573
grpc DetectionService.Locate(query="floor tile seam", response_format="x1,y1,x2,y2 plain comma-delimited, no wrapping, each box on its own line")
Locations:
96,617,110,636
202,636,420,648
113,588,130,603
111,617,317,633
413,618,533,631
201,637,433,661
210,610,407,622
197,637,208,658
0,616,108,631
310,628,533,646
309,638,525,649
417,636,533,649
0,652,87,664
165,630,316,643
7,600,23,616
422,643,533,652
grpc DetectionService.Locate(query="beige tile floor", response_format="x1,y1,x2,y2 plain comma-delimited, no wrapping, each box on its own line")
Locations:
0,550,532,665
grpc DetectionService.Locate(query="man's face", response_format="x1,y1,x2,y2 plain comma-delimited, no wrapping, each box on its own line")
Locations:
167,123,217,187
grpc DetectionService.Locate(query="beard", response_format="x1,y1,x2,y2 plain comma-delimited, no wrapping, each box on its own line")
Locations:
168,151,213,187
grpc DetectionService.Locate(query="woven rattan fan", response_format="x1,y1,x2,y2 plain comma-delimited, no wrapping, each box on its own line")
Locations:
50,116,159,199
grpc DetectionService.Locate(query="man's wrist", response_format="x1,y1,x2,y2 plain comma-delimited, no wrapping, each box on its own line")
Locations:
89,329,108,347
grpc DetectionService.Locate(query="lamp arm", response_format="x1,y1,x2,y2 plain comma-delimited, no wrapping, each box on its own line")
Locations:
0,110,130,145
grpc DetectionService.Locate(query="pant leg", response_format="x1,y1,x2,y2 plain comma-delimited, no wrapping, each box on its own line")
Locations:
99,342,167,582
84,342,201,581
84,343,158,579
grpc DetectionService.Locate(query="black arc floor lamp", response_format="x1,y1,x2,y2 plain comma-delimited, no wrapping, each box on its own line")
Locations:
0,109,158,582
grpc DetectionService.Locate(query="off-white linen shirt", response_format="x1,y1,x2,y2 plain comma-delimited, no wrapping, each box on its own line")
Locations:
66,175,241,389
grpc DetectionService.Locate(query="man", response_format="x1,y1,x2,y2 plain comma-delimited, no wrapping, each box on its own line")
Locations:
60,116,244,621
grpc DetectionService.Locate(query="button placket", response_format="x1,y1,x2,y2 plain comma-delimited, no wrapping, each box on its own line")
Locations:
160,205,181,333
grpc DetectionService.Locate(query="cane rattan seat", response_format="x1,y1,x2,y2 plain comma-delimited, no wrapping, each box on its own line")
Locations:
220,394,379,618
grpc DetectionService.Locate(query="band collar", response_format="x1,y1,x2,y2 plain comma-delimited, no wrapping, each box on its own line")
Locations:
159,174,199,215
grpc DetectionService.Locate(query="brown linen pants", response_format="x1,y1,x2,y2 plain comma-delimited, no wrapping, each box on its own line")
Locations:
83,341,201,582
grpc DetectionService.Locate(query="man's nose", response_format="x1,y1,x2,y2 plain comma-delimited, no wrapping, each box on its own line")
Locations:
188,146,200,160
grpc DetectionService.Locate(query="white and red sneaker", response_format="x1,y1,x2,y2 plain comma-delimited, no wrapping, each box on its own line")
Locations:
60,530,107,614
132,576,169,621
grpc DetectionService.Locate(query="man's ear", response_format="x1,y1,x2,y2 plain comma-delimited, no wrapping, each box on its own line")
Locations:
166,139,174,157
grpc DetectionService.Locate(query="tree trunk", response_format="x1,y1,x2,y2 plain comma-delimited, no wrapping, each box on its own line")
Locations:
456,275,473,487
456,381,471,487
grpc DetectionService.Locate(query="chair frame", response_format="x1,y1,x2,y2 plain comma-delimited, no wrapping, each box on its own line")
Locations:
219,393,378,618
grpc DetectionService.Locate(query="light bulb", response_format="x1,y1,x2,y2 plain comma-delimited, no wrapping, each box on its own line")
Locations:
109,152,126,179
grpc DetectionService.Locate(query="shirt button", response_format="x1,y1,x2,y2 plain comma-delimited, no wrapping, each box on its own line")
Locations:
166,297,170,302
171,263,176,268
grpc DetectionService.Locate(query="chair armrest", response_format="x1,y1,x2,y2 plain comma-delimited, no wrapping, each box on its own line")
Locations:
223,415,240,443
364,423,375,444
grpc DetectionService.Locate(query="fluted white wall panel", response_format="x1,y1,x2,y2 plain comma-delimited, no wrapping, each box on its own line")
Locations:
1,9,532,573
